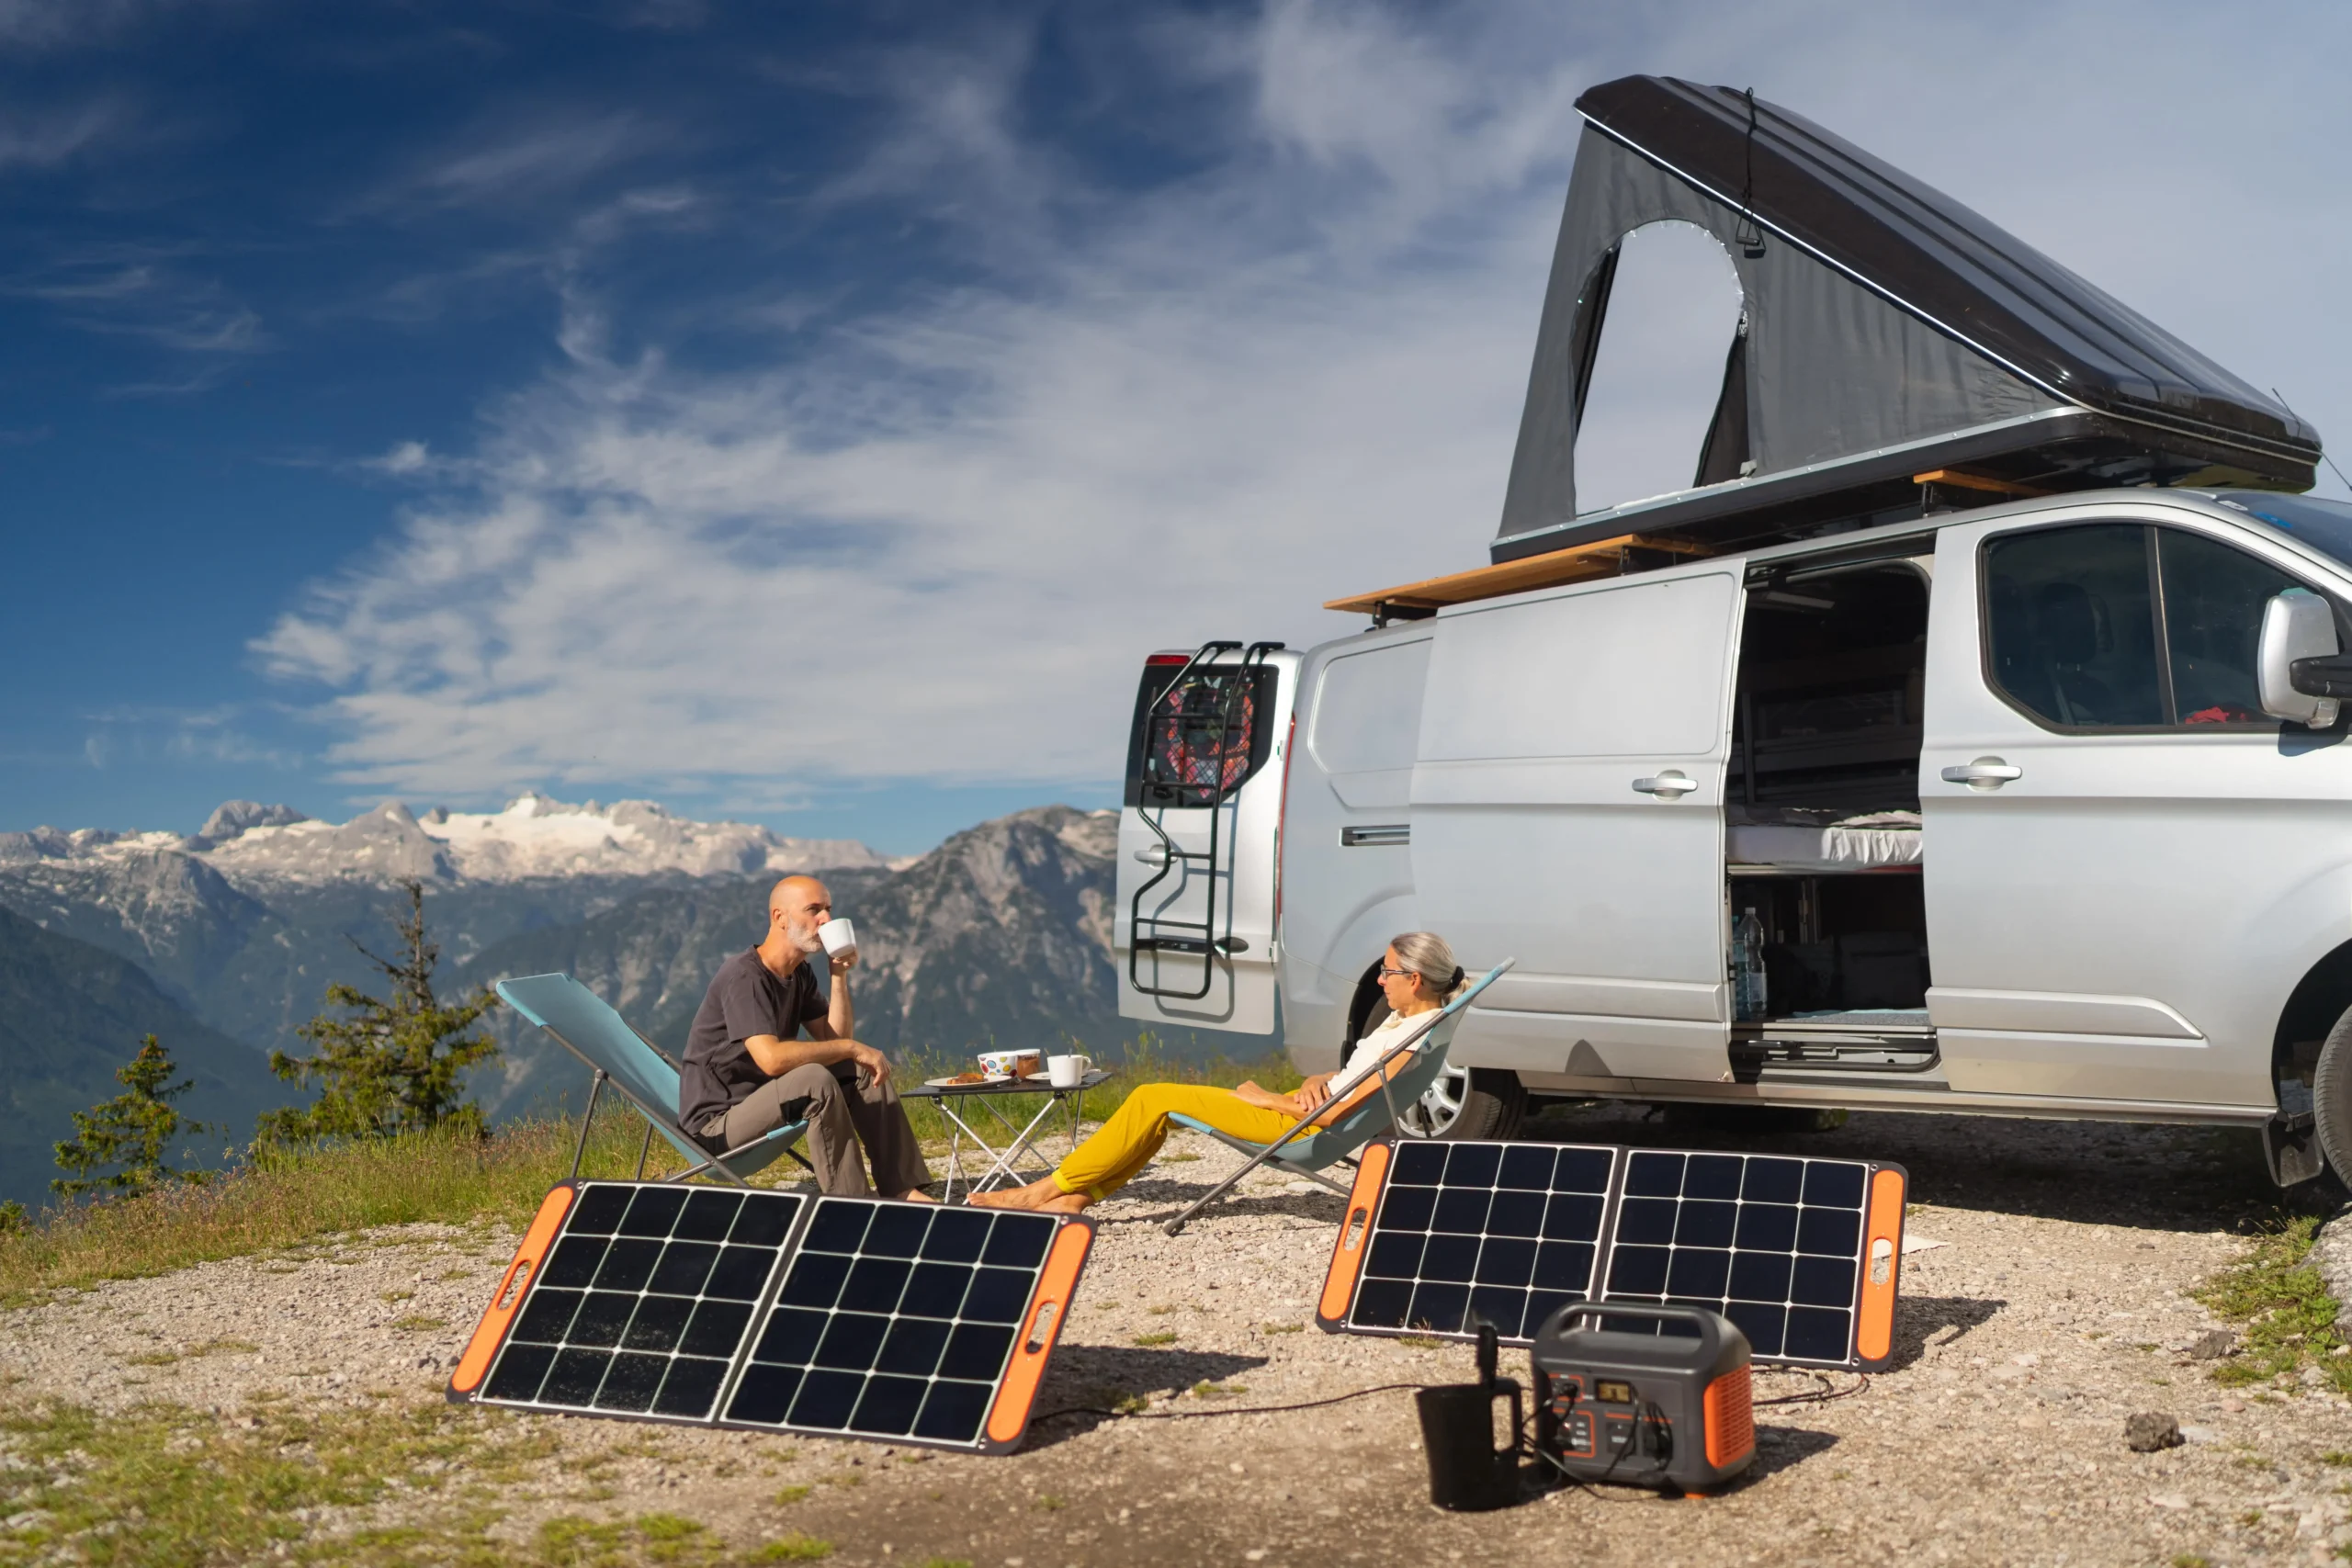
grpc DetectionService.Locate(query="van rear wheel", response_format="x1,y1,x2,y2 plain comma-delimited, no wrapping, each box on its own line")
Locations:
1397,1067,1526,1142
2311,1006,2352,1184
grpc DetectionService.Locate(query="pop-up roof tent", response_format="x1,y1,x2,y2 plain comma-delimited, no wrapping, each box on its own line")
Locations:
1457,75,2322,581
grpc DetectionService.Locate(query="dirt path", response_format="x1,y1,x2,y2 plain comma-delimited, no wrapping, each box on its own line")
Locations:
4,1108,2348,1566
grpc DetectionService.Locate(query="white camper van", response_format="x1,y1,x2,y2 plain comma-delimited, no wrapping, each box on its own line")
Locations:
1114,77,2352,1189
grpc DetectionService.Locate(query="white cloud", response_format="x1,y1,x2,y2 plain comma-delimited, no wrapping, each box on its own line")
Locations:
260,0,2352,806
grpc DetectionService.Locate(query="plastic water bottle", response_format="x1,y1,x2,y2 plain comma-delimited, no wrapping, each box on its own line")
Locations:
1733,909,1769,1021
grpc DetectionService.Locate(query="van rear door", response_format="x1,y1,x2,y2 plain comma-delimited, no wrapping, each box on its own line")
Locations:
1115,643,1298,1034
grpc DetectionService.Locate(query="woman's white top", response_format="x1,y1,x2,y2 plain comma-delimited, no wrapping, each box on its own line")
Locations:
1326,1006,1449,1101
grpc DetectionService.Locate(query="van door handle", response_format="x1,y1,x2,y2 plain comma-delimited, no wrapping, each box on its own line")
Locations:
1939,757,2023,788
1133,847,1170,865
1631,771,1698,797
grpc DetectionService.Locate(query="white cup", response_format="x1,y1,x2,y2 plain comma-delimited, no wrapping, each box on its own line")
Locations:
818,918,857,960
1048,1054,1091,1089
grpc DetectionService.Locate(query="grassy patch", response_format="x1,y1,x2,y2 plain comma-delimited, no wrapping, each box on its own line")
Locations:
1191,1381,1246,1397
1132,1331,1179,1348
1396,1336,1445,1350
0,1397,819,1567
756,1537,832,1562
391,1314,450,1332
0,1042,1306,1305
0,1119,630,1304
2190,1213,2351,1397
0,1397,522,1566
774,1484,812,1504
1261,1322,1305,1335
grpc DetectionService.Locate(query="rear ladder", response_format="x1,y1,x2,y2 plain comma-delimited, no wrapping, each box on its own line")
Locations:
1127,639,1284,1000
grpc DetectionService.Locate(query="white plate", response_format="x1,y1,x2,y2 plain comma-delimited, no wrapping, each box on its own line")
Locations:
923,1073,1012,1088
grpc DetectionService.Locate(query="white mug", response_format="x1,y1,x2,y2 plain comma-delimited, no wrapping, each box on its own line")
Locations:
818,918,858,960
1047,1054,1091,1089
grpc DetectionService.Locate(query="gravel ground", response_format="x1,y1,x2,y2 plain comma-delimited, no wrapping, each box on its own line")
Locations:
4,1105,2349,1567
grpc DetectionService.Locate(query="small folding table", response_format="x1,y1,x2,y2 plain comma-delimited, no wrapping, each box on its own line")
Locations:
903,1069,1115,1201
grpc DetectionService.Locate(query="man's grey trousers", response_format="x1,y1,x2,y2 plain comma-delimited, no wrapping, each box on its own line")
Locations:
701,1063,930,1198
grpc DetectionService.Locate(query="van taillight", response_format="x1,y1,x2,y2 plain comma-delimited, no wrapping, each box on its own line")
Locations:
1273,711,1296,935
1145,653,1190,666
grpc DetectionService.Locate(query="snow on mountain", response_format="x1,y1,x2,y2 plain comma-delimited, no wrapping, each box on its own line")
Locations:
0,792,887,886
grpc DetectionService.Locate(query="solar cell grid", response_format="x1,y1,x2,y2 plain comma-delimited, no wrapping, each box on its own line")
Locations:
481,1184,803,1420
458,1181,1095,1454
727,1199,1058,1446
1598,1150,1870,1365
1319,1140,1905,1371
1347,1139,1618,1341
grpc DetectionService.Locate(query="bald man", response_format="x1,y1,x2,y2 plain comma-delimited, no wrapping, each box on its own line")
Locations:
677,875,932,1200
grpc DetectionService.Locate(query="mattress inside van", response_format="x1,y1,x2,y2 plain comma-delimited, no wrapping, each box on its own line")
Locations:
1726,809,1921,871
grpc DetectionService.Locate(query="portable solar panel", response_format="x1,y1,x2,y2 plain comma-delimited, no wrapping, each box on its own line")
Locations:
1317,1140,1905,1371
449,1181,1092,1454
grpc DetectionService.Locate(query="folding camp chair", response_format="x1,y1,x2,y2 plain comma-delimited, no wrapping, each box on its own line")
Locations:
496,973,812,1188
1161,959,1516,1235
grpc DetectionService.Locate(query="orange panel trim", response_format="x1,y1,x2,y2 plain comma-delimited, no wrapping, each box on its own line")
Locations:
1855,1168,1906,1366
1703,1365,1754,1467
1317,1143,1391,1324
451,1183,576,1395
985,1220,1093,1447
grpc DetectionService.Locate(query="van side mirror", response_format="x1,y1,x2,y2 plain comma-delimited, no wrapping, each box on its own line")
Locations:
2259,589,2342,728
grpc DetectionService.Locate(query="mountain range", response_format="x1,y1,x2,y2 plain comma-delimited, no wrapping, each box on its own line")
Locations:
0,794,1223,1210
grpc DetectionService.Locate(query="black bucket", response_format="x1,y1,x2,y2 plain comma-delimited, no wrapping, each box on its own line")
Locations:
1414,1377,1523,1511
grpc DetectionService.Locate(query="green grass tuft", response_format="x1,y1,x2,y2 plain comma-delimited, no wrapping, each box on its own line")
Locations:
2190,1213,2352,1397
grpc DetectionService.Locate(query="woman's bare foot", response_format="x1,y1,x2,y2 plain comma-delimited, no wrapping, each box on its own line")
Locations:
892,1187,939,1203
969,1177,1091,1213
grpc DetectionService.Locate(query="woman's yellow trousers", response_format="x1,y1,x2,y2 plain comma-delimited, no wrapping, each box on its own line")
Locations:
1051,1084,1299,1201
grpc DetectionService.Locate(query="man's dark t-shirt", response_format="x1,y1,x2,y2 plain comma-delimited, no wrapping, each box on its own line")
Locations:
679,949,831,1136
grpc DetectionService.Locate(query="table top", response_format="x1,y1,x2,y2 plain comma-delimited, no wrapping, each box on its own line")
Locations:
902,1068,1115,1100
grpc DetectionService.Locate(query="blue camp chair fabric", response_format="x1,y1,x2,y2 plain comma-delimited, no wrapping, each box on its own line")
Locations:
495,972,807,1184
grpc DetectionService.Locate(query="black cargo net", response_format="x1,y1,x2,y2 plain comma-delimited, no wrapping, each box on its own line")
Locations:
1143,675,1258,807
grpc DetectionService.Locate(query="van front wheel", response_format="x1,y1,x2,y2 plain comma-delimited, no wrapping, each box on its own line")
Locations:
1397,1067,1526,1142
2312,1006,2352,1184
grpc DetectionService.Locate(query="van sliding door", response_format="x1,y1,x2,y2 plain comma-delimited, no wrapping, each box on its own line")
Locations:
1411,567,1740,1082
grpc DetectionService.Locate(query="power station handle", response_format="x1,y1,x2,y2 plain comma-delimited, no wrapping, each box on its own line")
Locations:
1631,772,1697,797
1543,1299,1726,1354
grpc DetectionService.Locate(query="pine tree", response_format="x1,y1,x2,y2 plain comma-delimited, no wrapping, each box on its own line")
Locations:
0,1200,28,1236
257,880,502,1145
52,1034,216,1198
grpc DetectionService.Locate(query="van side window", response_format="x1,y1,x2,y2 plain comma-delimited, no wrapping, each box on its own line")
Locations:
1983,522,2312,730
2156,528,2299,726
1983,524,2165,728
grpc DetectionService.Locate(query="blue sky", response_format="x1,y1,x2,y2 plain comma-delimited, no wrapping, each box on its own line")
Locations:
3,0,2347,855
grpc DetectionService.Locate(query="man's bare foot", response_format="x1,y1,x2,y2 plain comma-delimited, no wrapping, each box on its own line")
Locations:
893,1187,939,1203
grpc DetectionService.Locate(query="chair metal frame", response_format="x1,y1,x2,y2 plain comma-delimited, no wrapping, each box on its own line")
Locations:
1161,958,1516,1235
496,975,814,1190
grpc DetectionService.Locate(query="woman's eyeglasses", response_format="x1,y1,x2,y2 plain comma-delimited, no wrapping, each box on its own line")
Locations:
1377,964,1419,980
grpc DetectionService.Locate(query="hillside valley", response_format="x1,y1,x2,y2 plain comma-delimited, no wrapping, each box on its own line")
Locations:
0,795,1234,1205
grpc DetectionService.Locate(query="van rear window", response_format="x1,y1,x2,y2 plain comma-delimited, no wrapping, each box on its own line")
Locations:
1124,660,1276,808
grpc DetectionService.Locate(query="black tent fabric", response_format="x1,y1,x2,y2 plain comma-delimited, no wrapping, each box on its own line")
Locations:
1495,77,2322,559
